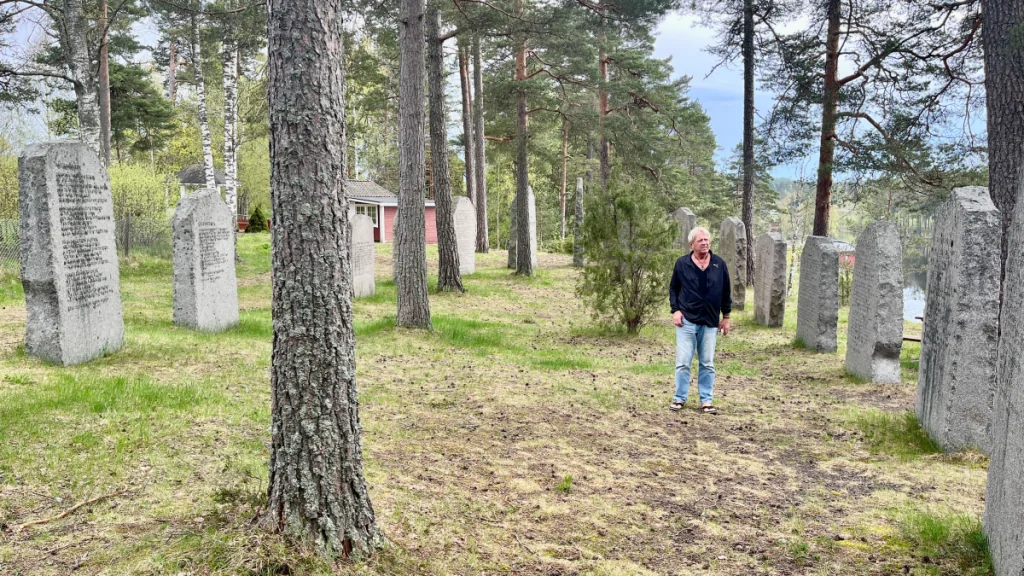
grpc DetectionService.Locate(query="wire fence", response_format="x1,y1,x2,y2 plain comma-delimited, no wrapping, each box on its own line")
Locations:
0,217,173,278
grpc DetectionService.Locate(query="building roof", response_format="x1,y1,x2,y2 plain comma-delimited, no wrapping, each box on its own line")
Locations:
176,163,226,185
347,180,397,199
832,239,855,253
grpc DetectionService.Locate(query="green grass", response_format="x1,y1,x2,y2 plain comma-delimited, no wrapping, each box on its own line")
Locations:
431,315,510,352
843,408,942,460
889,509,992,575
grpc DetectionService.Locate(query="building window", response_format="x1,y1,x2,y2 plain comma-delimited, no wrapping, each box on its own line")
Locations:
355,204,378,226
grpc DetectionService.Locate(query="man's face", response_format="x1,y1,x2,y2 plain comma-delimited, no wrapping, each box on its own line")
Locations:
690,231,710,255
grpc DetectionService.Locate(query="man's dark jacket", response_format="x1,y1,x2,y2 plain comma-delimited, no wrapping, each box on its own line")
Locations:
669,251,732,327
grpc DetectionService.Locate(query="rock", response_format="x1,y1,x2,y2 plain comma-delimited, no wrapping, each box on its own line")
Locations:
351,213,375,298
916,186,1000,453
719,217,747,310
172,189,239,331
453,196,476,275
796,236,839,351
844,221,903,383
18,141,124,365
673,207,697,251
754,232,787,327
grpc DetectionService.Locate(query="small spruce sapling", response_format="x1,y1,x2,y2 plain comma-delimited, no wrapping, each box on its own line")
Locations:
246,205,268,233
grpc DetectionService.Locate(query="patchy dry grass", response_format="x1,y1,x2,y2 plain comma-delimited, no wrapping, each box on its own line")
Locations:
0,235,989,575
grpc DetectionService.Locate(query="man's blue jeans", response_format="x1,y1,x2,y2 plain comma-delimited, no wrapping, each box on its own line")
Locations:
674,318,718,405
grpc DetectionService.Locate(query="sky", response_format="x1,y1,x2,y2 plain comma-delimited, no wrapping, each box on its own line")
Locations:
651,13,807,179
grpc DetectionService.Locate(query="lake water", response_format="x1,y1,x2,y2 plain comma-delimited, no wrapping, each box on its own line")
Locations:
905,272,926,323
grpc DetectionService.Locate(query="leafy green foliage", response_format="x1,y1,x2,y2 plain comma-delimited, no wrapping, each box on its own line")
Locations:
246,205,268,233
108,163,172,220
556,475,573,494
577,176,676,334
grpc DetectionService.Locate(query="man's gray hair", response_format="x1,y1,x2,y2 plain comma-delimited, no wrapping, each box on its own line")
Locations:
688,226,710,244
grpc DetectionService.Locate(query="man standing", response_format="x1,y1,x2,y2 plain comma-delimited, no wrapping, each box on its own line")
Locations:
669,226,731,414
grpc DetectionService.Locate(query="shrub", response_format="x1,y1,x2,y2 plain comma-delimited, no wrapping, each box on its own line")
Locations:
246,205,268,233
576,175,676,334
108,163,171,220
839,259,854,306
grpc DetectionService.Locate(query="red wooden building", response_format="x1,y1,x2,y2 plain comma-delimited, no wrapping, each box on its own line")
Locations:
348,180,437,244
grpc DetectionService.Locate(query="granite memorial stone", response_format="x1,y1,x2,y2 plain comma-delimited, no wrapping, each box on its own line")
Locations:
453,196,476,275
796,236,839,352
19,141,125,365
916,186,1000,453
673,207,697,250
173,189,239,331
754,232,787,327
351,213,375,298
844,221,903,383
719,217,747,310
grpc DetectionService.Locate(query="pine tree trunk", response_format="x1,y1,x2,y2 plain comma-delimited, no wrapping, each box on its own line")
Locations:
559,115,568,240
395,0,432,327
264,0,383,557
473,35,489,253
63,0,102,158
812,0,840,237
741,0,755,286
982,0,1024,283
457,39,475,205
191,11,217,190
573,177,584,267
98,0,111,165
427,2,464,292
598,45,610,186
514,35,533,276
169,41,178,103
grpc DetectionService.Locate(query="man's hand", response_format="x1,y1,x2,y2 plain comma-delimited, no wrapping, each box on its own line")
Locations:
672,311,683,327
720,317,731,336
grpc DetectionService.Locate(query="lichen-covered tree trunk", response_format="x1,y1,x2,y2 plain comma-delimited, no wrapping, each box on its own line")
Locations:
514,38,533,276
264,0,383,558
63,0,102,158
191,11,217,190
472,35,489,253
812,0,841,237
573,177,584,267
982,0,1024,284
598,43,610,186
427,2,463,293
457,39,475,205
395,0,432,327
741,0,755,286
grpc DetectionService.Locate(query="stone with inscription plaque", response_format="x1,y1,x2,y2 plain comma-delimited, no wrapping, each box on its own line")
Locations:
18,141,125,365
453,196,476,275
173,188,239,331
350,214,375,298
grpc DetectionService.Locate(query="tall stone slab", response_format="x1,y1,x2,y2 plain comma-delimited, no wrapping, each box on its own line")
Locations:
916,187,1000,453
453,196,476,275
844,221,903,383
986,191,1024,576
796,236,839,351
754,232,787,327
173,189,239,331
719,217,747,310
526,186,538,270
19,142,125,365
351,214,375,298
573,178,584,268
672,207,697,250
